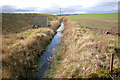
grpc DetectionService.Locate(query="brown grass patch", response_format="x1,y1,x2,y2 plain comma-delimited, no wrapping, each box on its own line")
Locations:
2,13,60,78
52,19,119,78
2,28,56,78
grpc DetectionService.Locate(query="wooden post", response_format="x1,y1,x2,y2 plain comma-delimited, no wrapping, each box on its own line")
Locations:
110,53,114,73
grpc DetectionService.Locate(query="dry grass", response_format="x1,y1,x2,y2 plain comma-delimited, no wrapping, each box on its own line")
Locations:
52,19,119,78
2,13,58,55
2,13,60,78
2,28,56,78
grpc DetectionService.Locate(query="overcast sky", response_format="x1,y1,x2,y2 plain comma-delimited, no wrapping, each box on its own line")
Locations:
0,0,119,14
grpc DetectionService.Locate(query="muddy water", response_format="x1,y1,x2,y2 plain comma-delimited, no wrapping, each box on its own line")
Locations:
37,22,64,78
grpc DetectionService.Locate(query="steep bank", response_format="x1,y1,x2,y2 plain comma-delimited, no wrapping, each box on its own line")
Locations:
51,18,119,78
2,13,60,78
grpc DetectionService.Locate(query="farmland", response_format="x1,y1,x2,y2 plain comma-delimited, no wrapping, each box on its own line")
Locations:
68,13,118,35
1,12,120,79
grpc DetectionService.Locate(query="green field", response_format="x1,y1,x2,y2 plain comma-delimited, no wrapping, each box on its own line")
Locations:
68,13,118,20
67,13,118,29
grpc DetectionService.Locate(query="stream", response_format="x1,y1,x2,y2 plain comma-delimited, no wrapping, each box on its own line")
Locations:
37,21,64,78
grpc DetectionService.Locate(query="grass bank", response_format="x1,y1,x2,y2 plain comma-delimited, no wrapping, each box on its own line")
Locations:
46,13,120,79
2,13,60,78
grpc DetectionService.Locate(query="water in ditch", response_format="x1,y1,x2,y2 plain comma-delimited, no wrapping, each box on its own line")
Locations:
37,22,64,78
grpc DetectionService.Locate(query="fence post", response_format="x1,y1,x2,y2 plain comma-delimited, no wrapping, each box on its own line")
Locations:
110,53,114,73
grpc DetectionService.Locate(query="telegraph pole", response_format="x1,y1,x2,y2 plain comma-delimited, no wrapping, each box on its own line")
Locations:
60,8,61,15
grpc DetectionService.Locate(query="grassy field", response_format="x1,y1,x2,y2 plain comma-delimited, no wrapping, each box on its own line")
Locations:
68,13,118,20
46,13,120,78
68,13,118,29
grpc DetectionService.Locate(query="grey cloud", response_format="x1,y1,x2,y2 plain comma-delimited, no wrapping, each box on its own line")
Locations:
1,2,118,14
86,2,118,13
1,5,36,13
60,2,118,14
1,5,17,12
40,2,118,14
39,5,83,14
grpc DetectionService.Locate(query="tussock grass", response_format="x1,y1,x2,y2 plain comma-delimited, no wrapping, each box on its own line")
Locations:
2,28,55,78
52,17,119,78
2,13,60,78
86,68,120,79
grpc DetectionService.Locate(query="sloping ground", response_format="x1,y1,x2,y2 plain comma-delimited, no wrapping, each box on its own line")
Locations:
2,13,57,34
1,13,60,78
51,18,120,78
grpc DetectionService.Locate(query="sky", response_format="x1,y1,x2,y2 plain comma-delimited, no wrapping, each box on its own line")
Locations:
0,0,120,14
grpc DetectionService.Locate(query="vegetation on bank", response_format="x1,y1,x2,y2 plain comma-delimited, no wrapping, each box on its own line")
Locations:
45,13,120,79
2,13,60,78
